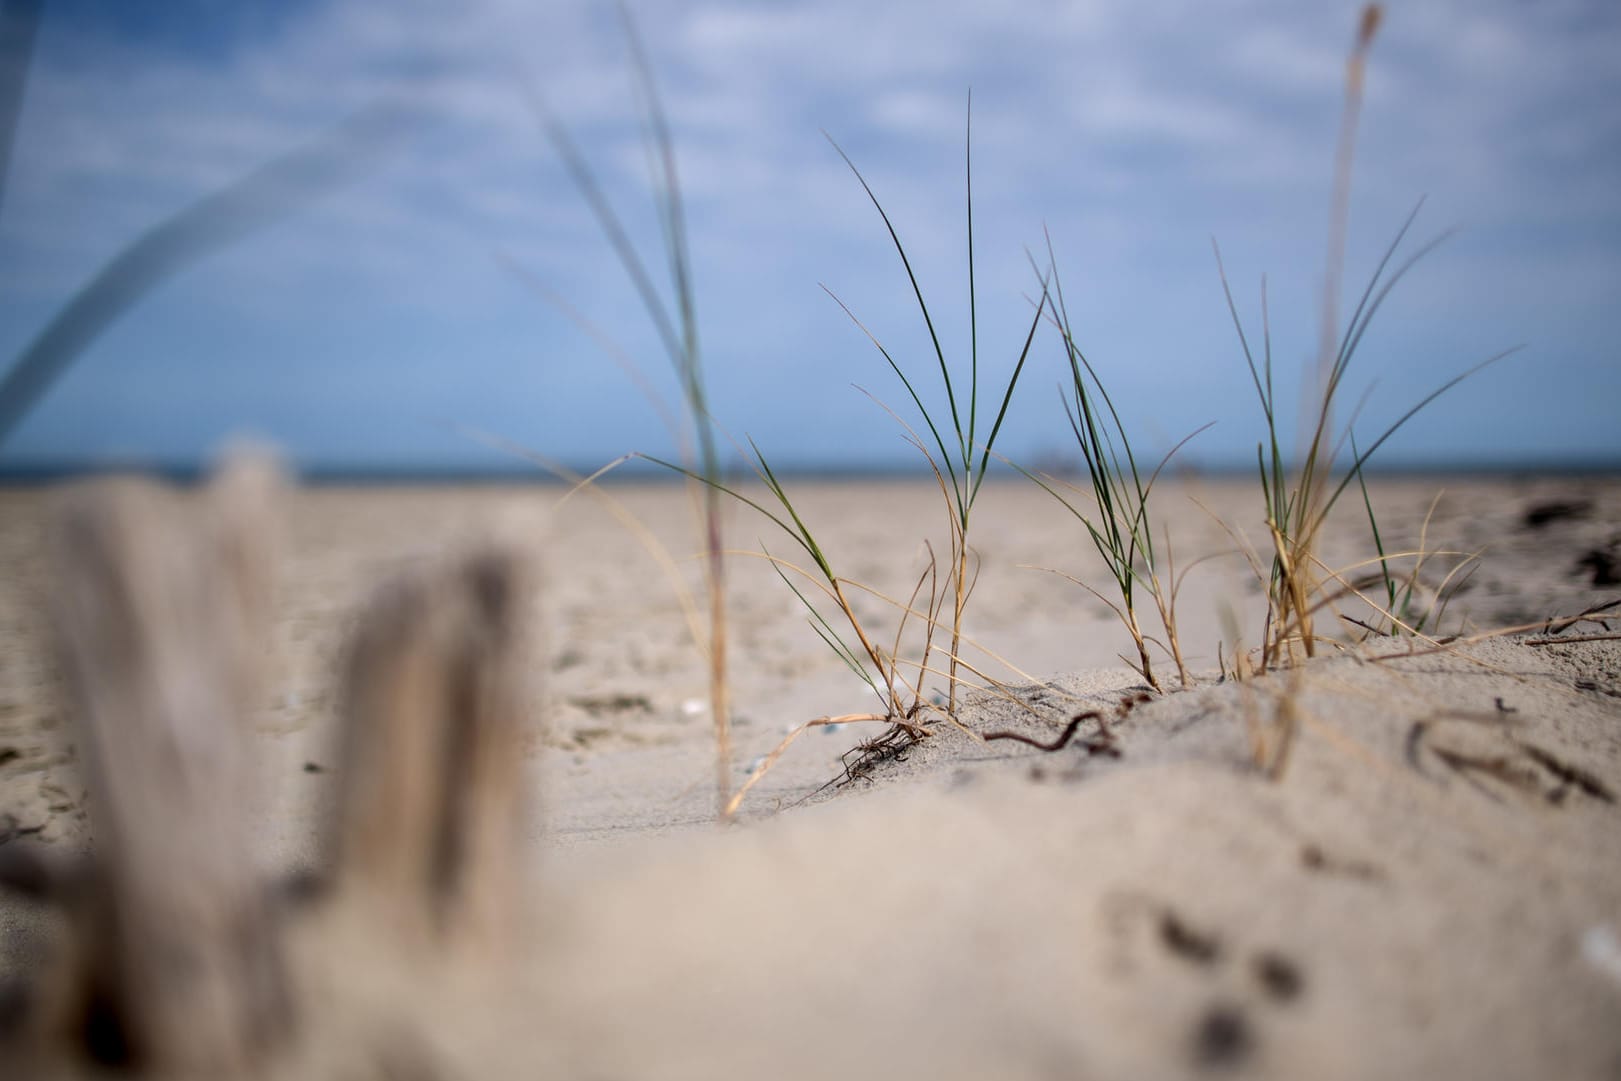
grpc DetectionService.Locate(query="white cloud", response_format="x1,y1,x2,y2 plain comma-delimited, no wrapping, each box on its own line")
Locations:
3,0,1617,465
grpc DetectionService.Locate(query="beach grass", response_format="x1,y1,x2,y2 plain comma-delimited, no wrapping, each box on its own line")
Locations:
1213,5,1514,673
1014,231,1207,692
703,103,1066,810
821,97,1050,715
533,1,1524,811
648,99,1054,742
1002,2,1512,693
533,9,734,815
531,21,1043,818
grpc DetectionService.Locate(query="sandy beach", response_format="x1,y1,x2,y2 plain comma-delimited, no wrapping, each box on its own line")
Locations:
1,471,1618,1079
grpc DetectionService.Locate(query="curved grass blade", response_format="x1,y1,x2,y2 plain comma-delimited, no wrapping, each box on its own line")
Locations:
0,103,413,446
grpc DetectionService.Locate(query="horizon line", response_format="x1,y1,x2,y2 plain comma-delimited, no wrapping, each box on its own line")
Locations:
2,455,1619,486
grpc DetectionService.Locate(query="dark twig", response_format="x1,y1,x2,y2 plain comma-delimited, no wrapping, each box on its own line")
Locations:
1536,597,1619,636
1524,631,1621,647
982,710,1120,757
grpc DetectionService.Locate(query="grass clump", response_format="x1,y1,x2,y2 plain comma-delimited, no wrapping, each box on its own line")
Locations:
652,438,945,733
1213,4,1514,672
540,4,1522,807
532,33,1049,816
655,451,946,817
652,103,1056,812
821,96,1049,715
1016,234,1207,693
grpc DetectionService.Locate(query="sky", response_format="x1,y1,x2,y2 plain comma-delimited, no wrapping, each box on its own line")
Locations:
0,0,1617,476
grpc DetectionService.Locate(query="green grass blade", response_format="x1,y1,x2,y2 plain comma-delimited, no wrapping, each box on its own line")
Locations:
1334,197,1425,373
534,101,687,385
768,557,881,702
639,451,822,567
1350,431,1398,620
821,284,960,496
824,133,966,471
617,4,716,478
1008,458,1134,595
965,92,979,470
748,438,842,583
970,273,1048,506
1338,230,1454,382
1212,240,1272,427
0,104,408,446
1321,346,1520,520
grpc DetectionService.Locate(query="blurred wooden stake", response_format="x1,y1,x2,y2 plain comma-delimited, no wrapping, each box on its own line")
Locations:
328,543,533,954
40,456,292,1074
6,460,536,1076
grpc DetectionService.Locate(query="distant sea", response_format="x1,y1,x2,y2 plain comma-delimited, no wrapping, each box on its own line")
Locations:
1,456,1617,486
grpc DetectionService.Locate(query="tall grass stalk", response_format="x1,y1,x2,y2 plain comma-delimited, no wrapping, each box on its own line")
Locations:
823,96,1048,714
1214,4,1515,670
532,10,732,816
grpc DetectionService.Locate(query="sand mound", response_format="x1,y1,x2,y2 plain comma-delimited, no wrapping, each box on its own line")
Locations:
2,479,1618,1079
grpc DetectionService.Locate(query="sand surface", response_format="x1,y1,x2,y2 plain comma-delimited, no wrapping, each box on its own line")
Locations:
2,473,1619,1078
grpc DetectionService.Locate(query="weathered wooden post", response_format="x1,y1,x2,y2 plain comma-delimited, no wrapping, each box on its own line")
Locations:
0,461,539,1078
27,457,293,1074
326,542,534,954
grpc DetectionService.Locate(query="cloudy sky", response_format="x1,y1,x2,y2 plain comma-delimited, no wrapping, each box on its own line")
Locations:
0,0,1616,475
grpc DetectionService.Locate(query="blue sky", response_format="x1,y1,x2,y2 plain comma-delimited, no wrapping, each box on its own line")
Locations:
0,0,1617,474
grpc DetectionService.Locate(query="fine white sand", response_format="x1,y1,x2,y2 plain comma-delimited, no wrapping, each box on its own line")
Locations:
1,474,1619,1079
